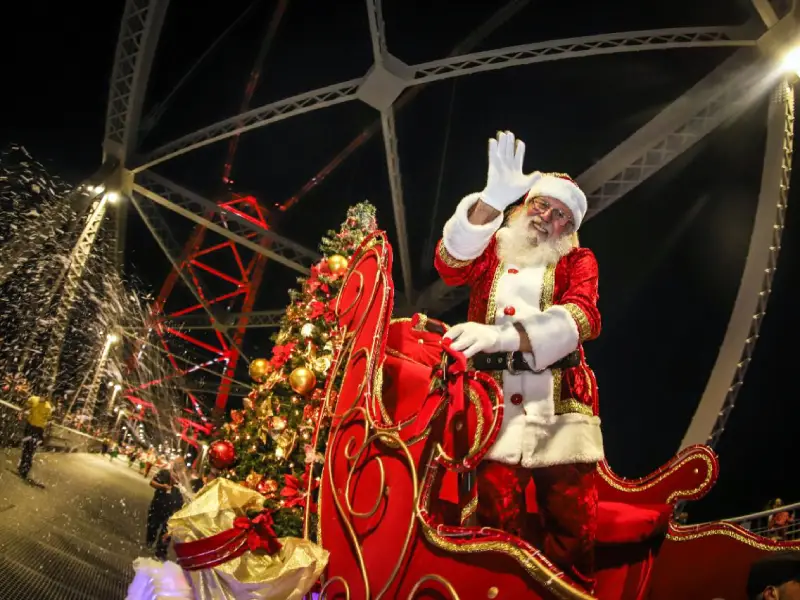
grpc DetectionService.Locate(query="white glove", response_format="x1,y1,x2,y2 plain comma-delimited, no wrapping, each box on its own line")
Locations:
481,131,539,212
445,321,520,358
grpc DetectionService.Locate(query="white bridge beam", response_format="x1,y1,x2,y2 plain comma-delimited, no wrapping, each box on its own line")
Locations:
681,79,794,450
104,0,170,276
750,0,781,28
104,0,170,165
407,27,754,85
362,0,416,304
134,79,363,171
132,27,750,174
578,48,769,220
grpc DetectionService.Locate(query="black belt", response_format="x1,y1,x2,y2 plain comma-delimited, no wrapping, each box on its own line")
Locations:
472,350,580,374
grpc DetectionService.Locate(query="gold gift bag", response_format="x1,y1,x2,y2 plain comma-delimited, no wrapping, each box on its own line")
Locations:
168,478,328,600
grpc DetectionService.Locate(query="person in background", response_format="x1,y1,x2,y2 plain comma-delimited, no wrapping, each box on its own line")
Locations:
143,447,156,478
747,551,800,599
17,392,54,479
146,457,187,561
189,468,204,494
769,499,795,541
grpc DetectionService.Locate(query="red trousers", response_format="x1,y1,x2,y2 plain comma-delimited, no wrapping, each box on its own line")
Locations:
476,460,598,591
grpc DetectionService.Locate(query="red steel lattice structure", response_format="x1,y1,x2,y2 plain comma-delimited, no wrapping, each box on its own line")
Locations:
126,193,272,436
121,395,207,449
123,0,288,436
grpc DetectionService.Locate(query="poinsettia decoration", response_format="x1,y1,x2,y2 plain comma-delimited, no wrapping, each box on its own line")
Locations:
234,510,282,555
281,471,320,512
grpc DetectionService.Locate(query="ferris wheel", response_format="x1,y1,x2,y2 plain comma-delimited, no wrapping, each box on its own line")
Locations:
0,0,794,456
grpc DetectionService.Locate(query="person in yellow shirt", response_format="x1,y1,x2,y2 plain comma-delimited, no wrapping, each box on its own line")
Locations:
18,394,53,479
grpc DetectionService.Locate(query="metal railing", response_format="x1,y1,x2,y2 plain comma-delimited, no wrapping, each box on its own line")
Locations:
716,502,800,541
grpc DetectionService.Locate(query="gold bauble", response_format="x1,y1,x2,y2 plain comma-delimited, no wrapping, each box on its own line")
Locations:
245,471,264,489
249,358,271,382
289,366,317,395
327,254,349,275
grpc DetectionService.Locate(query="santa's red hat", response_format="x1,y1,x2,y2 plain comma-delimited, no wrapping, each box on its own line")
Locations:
525,172,587,230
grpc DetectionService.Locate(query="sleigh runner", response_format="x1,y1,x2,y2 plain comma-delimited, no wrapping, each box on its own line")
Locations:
309,231,800,600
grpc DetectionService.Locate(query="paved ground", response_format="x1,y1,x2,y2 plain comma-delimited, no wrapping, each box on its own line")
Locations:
0,449,154,599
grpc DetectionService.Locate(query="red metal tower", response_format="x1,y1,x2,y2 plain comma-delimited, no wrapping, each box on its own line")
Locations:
124,1,290,432
133,194,271,415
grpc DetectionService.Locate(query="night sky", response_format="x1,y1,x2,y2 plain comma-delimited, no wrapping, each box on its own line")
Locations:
1,0,798,521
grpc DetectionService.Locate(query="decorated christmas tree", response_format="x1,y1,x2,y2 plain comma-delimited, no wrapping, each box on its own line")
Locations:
206,202,378,538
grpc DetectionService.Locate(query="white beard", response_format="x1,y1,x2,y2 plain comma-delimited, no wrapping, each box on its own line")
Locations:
496,213,574,267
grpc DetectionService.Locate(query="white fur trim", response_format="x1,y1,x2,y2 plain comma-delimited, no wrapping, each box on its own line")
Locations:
485,412,604,468
520,305,580,370
493,262,547,325
484,401,526,464
527,175,587,229
126,558,193,600
521,413,604,468
442,193,503,260
484,368,555,464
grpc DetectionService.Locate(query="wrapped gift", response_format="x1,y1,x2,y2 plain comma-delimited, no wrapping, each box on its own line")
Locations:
127,478,328,600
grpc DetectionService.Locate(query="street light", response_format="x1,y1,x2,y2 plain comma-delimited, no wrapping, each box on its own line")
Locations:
782,46,800,76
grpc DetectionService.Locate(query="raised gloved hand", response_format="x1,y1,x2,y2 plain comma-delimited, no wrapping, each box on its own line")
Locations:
480,131,540,212
444,321,520,358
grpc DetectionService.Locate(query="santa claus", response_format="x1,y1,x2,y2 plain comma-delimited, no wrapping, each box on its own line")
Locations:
434,131,602,591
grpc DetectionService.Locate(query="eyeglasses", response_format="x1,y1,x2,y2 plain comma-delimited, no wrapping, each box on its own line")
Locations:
528,198,574,228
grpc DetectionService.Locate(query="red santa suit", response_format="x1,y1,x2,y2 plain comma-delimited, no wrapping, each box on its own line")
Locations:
434,177,603,590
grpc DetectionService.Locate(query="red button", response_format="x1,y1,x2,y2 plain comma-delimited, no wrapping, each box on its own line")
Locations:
510,394,523,405
508,268,519,274
503,306,516,316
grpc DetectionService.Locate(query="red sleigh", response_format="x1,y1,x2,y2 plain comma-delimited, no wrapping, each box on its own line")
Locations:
310,231,800,600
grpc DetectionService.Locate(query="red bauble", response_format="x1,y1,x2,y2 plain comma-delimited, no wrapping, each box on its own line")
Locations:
208,440,237,469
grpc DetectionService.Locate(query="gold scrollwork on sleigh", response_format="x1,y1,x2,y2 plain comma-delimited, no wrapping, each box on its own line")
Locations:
596,445,717,504
406,574,461,599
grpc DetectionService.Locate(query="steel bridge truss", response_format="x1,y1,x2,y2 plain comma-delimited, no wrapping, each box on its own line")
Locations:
86,0,798,449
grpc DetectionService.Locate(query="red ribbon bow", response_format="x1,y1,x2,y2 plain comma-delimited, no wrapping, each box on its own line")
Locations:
174,510,282,570
411,339,468,438
233,511,282,555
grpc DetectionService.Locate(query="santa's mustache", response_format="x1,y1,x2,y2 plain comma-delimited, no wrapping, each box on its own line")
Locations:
528,215,551,236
